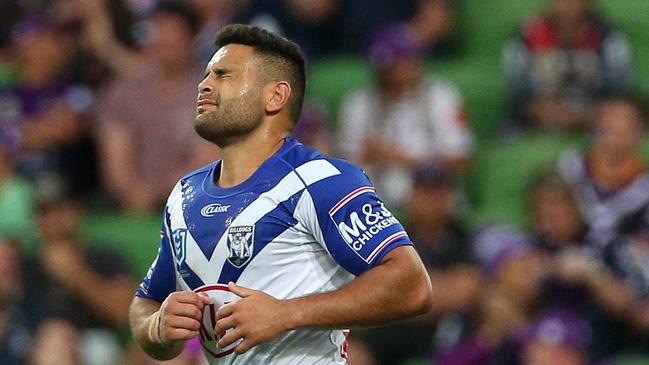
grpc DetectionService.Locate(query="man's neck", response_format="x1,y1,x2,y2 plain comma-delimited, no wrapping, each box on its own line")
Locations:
217,128,289,188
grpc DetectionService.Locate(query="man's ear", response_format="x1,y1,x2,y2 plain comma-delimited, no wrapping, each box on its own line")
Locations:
264,81,291,114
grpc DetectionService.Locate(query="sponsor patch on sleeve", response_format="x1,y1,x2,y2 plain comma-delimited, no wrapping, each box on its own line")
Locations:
329,186,408,263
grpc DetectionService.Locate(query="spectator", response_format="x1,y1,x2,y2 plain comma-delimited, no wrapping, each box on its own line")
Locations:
91,1,219,214
436,226,544,365
21,179,134,363
528,171,586,252
408,163,479,351
64,0,139,89
558,96,649,249
527,170,633,359
356,164,480,364
24,179,134,328
0,237,33,365
338,23,472,207
503,0,633,133
0,15,98,196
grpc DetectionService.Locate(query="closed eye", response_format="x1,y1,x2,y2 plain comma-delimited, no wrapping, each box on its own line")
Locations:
202,67,231,80
215,69,229,78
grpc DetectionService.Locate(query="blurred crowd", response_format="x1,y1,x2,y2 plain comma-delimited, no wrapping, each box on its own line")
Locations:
0,0,648,364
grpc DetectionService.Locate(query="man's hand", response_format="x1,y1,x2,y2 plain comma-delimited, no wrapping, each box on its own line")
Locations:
553,249,601,285
215,282,289,354
158,292,211,344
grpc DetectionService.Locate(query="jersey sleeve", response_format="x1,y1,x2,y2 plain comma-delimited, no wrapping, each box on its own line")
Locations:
296,160,413,276
135,210,177,303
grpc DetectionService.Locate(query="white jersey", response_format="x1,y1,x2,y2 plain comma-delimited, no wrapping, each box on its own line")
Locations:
136,137,412,364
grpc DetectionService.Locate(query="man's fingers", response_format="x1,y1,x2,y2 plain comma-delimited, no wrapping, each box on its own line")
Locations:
228,281,256,298
166,303,203,321
198,292,211,305
234,340,253,355
174,292,211,307
164,316,201,332
216,302,235,320
215,315,236,335
217,328,243,349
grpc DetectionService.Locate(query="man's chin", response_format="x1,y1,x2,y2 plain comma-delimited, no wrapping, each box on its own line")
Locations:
195,110,214,123
194,114,216,135
194,119,232,147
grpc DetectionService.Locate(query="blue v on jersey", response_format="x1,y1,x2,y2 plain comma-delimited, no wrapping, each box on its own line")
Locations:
136,137,412,364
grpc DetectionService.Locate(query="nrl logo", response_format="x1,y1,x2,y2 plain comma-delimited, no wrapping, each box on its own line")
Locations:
226,225,254,268
172,228,188,267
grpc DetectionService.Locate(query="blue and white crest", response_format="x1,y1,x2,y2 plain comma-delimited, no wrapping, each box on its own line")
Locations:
227,225,254,268
172,228,188,266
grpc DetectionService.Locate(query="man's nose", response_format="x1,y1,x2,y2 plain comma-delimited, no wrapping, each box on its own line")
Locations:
198,78,213,94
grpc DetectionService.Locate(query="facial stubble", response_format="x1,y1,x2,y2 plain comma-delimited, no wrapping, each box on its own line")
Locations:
194,88,264,147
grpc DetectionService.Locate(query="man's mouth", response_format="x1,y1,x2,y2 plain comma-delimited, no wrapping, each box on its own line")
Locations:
197,99,218,112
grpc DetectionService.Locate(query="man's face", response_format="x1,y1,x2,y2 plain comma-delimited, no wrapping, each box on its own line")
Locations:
406,184,454,224
194,44,264,146
380,55,424,95
144,13,194,67
531,188,582,246
550,0,591,24
594,100,644,155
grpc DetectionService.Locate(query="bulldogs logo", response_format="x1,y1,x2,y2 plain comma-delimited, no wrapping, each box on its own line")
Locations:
226,226,254,267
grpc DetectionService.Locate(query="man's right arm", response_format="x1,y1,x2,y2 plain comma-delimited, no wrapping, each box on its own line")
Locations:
130,186,211,360
129,292,210,360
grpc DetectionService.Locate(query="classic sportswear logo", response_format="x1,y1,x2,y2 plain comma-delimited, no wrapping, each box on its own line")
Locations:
201,203,231,217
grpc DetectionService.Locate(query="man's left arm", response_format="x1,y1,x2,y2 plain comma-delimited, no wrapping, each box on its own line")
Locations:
216,245,432,354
